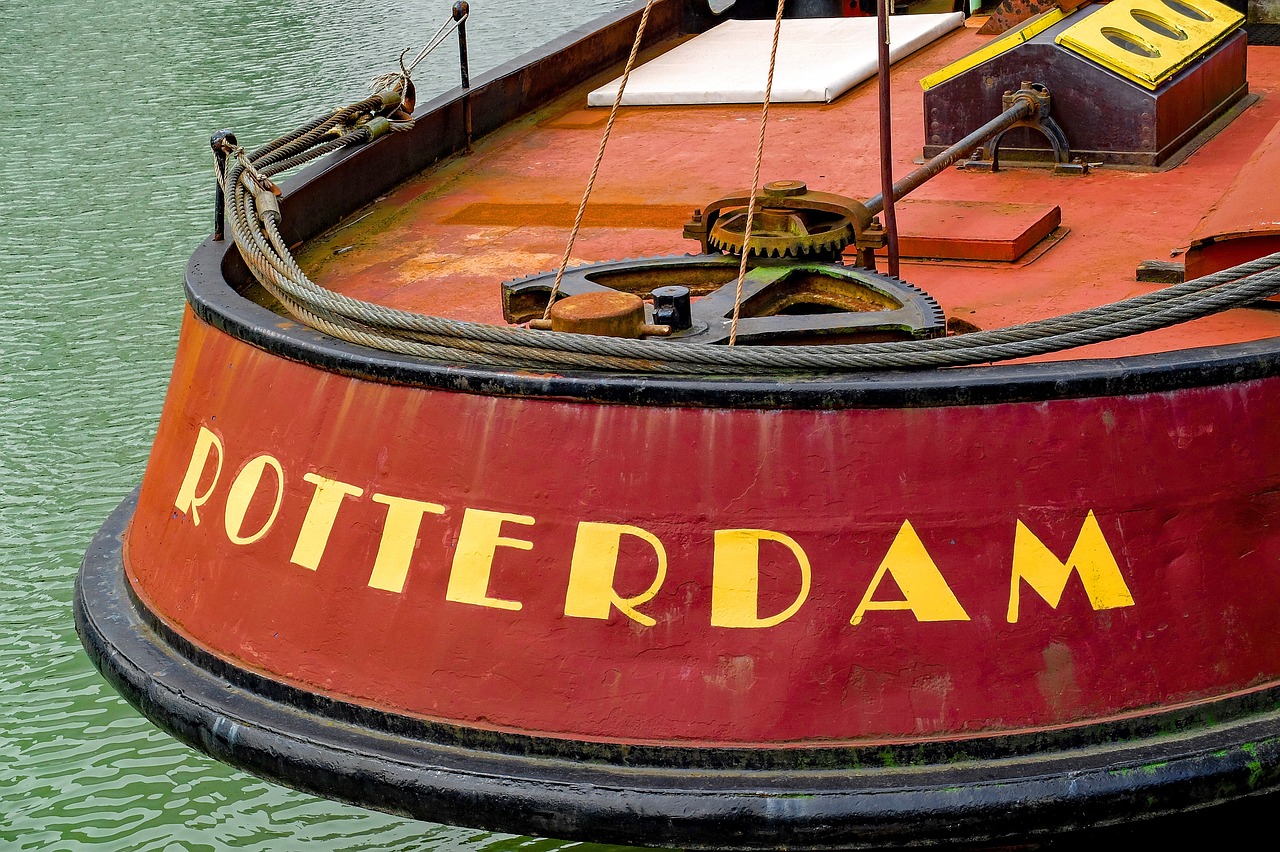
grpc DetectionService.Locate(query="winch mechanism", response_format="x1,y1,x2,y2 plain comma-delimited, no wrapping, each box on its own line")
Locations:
502,179,943,345
684,179,874,260
503,253,946,345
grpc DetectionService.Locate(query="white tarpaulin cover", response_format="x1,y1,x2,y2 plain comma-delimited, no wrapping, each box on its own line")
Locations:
588,13,965,107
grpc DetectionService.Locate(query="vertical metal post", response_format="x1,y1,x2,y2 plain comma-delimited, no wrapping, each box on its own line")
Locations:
210,130,237,242
453,1,473,152
876,0,900,277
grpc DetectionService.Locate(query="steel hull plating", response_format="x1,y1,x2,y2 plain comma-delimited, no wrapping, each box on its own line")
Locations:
120,310,1280,747
74,238,1280,844
73,495,1280,847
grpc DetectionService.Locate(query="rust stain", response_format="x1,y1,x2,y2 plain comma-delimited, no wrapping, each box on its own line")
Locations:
910,672,954,731
703,655,757,695
544,109,611,129
444,202,694,229
1036,642,1084,719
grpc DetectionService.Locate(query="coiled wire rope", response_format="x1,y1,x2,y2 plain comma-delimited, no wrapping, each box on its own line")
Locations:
215,14,1280,377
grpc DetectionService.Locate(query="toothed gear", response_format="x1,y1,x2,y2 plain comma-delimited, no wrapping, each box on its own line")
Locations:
686,180,868,260
500,254,945,344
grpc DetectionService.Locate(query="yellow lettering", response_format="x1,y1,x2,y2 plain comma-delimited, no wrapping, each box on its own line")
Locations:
565,522,667,627
1007,511,1135,622
445,509,532,611
174,426,224,526
290,473,365,570
223,455,284,546
711,529,811,628
851,520,969,626
367,493,446,593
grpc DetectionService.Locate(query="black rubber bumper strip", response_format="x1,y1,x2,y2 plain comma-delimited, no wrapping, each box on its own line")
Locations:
76,492,1280,849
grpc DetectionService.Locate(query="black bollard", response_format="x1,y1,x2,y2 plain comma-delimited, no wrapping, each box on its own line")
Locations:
210,130,237,242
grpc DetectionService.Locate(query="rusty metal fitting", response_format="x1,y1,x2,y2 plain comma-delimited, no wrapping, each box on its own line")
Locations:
376,88,403,110
210,129,239,156
684,180,872,260
529,292,671,338
243,168,282,198
253,186,281,225
452,1,469,21
853,219,887,256
959,82,1082,176
363,116,393,141
1005,82,1051,120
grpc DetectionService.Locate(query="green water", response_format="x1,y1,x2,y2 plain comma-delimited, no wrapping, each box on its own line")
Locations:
0,1,641,848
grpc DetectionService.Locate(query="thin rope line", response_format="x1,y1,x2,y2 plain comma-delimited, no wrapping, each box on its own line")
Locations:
369,15,461,111
542,0,658,320
728,0,786,346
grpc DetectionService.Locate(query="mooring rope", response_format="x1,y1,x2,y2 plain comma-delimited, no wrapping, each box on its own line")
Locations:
541,0,659,320
217,25,1280,376
728,0,787,346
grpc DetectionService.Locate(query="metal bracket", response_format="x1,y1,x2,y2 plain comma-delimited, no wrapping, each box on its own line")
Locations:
961,83,1089,176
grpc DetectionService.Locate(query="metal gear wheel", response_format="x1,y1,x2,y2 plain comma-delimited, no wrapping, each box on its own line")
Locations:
684,180,872,260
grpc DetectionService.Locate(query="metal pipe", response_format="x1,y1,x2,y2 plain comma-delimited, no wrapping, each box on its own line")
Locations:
864,94,1036,216
876,0,899,277
453,1,473,151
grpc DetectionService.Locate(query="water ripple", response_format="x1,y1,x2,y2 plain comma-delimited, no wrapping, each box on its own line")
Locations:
2,0,647,849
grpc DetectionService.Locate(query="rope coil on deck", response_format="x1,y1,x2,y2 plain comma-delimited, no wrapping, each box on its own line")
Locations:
219,46,1280,376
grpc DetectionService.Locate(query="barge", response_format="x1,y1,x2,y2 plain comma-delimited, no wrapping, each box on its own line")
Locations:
77,0,1280,846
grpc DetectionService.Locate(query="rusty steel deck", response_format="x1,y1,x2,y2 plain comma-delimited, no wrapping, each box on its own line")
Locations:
297,26,1280,363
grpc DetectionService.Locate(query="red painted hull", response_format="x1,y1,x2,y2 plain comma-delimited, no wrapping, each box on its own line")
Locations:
123,307,1280,748
73,3,1280,842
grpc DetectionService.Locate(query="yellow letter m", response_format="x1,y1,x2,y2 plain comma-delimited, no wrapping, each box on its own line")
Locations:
1007,511,1135,623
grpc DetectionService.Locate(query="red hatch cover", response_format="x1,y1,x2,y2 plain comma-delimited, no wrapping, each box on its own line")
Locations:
847,199,1062,264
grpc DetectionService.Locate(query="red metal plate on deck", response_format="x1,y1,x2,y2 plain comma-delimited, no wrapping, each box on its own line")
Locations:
861,199,1063,263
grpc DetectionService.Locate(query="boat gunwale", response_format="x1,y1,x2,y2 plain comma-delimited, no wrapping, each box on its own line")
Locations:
194,236,1280,409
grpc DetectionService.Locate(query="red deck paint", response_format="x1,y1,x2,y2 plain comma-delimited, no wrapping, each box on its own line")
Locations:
298,35,1280,359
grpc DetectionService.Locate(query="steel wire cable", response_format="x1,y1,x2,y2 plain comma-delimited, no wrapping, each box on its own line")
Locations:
222,91,1280,376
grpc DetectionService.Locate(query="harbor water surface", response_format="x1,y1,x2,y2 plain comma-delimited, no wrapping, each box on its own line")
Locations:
0,1,645,848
